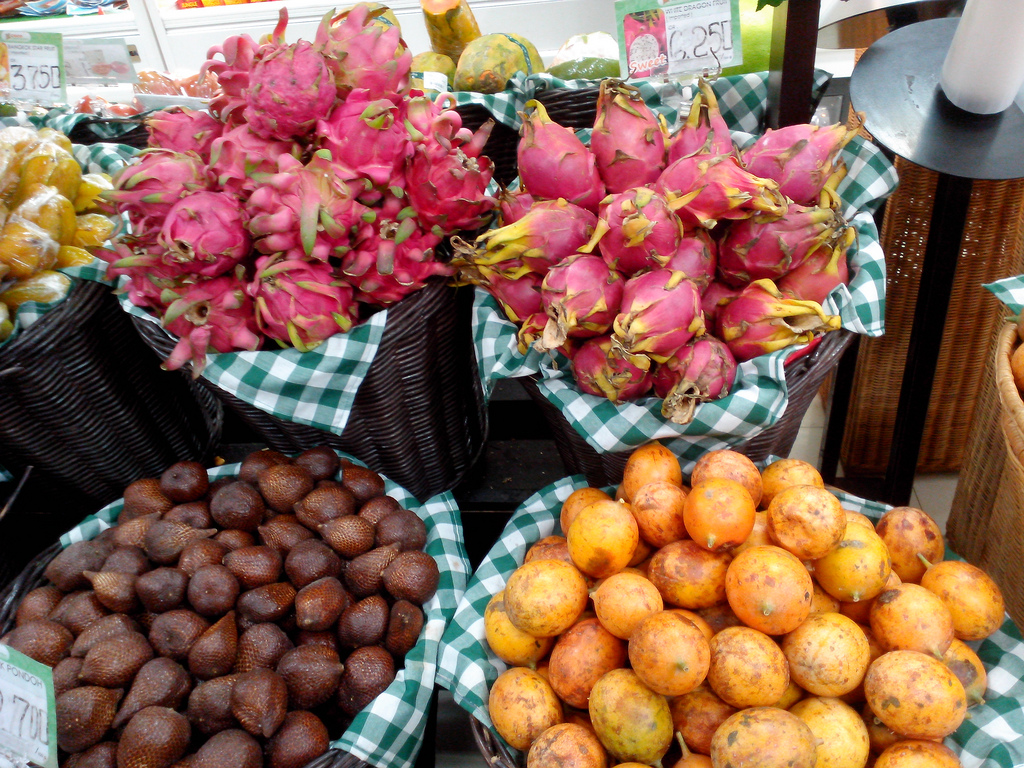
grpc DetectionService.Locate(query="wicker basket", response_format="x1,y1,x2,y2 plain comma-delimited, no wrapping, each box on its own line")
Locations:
131,279,487,501
65,115,150,148
946,322,1024,629
0,280,222,507
523,329,855,488
840,164,1024,474
455,103,519,188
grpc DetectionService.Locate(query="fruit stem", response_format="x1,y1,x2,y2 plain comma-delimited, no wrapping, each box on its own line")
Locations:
916,552,934,569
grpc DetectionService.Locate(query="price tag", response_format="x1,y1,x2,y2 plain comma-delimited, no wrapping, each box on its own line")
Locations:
615,0,742,81
0,31,65,107
0,644,58,768
64,38,138,86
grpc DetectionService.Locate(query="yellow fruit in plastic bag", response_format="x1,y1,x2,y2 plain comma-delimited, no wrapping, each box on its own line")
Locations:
36,127,73,153
0,126,43,152
14,145,81,205
0,270,71,311
56,245,95,267
0,301,12,341
74,173,114,213
12,184,78,245
0,218,60,279
72,213,116,248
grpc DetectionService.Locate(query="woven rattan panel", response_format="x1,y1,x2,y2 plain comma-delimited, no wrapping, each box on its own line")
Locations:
840,160,1024,474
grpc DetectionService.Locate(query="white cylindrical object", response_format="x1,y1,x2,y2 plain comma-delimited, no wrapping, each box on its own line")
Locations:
939,0,1024,115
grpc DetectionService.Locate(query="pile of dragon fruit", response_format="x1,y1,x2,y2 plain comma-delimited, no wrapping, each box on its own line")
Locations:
453,78,858,425
98,3,497,376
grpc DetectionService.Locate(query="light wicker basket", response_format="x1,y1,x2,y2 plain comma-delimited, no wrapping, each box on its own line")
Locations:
947,321,1024,629
840,165,1024,474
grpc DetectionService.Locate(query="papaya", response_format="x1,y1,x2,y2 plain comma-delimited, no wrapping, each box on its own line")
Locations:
455,32,543,94
421,0,481,63
410,51,456,94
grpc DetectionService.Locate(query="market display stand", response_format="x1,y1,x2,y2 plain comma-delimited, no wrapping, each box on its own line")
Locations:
821,17,1024,506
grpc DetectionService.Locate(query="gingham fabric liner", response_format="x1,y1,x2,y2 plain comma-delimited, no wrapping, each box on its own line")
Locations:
436,471,1024,768
33,109,146,141
985,276,1024,315
58,451,470,768
470,112,897,472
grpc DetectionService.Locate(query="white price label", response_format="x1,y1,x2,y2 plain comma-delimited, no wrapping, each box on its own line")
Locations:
0,645,57,768
0,31,66,106
616,0,742,80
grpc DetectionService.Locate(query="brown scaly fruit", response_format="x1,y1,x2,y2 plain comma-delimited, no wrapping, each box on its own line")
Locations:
15,585,63,625
385,600,425,658
143,521,216,565
135,568,189,613
113,657,192,729
337,594,389,648
79,632,154,687
163,500,212,528
382,551,440,605
49,590,109,635
64,740,118,768
1,619,73,666
238,449,292,484
337,645,395,716
215,529,257,550
100,546,152,576
266,710,331,768
188,611,238,680
187,564,240,617
71,614,140,657
283,539,343,588
192,729,263,768
359,495,402,526
259,464,315,514
112,515,161,549
45,540,113,592
117,706,191,768
294,445,341,482
56,685,122,753
234,622,294,672
237,582,296,623
210,481,265,532
159,460,209,503
258,514,315,552
294,629,339,653
295,576,352,631
223,544,284,589
344,544,400,597
342,466,386,502
231,667,289,738
375,508,428,551
294,484,356,529
148,609,210,660
275,644,345,709
178,539,230,577
319,515,375,559
121,479,174,521
187,674,240,735
52,656,84,697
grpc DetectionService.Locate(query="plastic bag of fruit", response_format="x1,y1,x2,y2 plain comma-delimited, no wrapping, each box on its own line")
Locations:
437,447,1024,768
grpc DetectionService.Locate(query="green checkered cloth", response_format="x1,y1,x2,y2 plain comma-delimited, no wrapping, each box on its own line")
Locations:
985,276,1024,316
58,451,470,768
436,471,1024,768
30,107,147,142
469,81,898,474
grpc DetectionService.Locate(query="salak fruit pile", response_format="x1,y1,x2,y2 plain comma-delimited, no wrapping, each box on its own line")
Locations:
454,78,859,425
98,3,498,376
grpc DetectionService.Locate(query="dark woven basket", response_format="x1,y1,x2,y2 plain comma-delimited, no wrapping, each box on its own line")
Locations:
131,279,487,501
66,116,150,148
522,329,856,488
0,280,222,506
455,103,519,188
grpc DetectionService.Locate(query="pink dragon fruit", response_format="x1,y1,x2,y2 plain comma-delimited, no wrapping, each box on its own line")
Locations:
486,270,543,323
589,79,667,193
652,335,738,425
243,36,337,141
146,107,224,162
246,153,374,262
667,78,734,162
539,253,624,350
517,311,548,355
103,149,211,243
717,204,847,288
318,3,412,100
664,229,717,291
612,268,706,370
497,188,536,225
777,226,854,304
716,278,842,362
742,121,860,206
657,153,788,229
200,26,267,124
340,213,451,306
158,190,251,277
208,124,303,197
572,334,653,403
403,118,497,234
161,273,262,377
453,199,598,278
316,91,411,189
97,239,190,311
517,100,605,213
588,187,685,277
700,280,740,329
248,256,358,351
